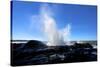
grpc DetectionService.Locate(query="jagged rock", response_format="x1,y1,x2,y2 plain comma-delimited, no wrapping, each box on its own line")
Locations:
24,40,47,49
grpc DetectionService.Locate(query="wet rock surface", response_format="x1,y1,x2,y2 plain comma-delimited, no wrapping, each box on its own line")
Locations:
11,40,97,66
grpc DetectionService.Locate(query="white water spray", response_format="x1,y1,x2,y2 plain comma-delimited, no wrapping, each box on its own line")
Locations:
40,4,71,46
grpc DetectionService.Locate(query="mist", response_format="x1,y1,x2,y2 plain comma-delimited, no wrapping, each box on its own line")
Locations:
40,4,71,46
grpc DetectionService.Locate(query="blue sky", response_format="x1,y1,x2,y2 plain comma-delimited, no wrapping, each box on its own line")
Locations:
11,1,97,41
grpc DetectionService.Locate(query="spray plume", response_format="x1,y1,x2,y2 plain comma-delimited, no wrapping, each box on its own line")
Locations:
39,4,71,46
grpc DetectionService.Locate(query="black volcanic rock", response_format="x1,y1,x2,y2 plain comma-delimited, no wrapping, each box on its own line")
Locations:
73,43,93,49
23,40,47,49
11,41,97,66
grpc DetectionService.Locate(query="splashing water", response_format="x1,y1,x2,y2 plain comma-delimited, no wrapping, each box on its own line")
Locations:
40,4,71,46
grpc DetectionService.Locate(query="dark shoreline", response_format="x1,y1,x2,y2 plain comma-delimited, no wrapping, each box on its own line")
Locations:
11,40,97,66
